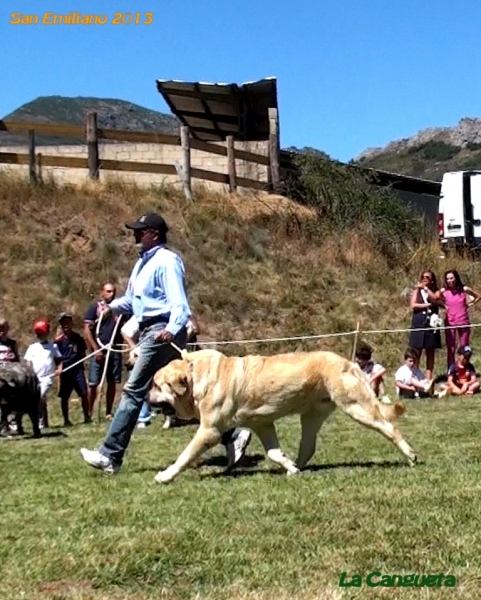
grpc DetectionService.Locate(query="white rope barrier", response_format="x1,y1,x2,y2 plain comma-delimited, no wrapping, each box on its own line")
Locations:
186,329,359,347
58,314,481,377
95,313,123,424
187,321,481,348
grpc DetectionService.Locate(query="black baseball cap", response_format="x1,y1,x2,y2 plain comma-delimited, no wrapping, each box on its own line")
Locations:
457,345,472,356
125,213,169,233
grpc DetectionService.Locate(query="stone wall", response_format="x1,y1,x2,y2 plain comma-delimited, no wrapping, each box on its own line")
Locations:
0,139,269,191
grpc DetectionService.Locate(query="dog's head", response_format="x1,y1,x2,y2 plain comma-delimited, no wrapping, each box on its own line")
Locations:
0,363,31,403
149,359,197,421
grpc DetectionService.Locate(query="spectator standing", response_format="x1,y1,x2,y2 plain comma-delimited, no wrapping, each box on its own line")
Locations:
24,320,62,429
440,270,481,369
55,313,90,426
408,270,442,380
84,283,124,421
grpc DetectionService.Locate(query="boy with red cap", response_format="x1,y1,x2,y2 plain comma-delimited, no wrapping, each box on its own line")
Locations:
24,320,62,428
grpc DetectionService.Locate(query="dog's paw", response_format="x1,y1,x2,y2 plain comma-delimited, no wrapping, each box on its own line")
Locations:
407,454,418,467
286,466,301,476
154,467,176,484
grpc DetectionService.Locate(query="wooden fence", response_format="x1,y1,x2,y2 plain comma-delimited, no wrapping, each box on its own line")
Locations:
0,109,281,197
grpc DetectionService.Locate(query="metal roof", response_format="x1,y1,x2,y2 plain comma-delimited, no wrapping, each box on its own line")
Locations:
155,77,278,142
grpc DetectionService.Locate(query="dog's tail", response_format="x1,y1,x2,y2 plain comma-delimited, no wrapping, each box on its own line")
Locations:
378,401,406,423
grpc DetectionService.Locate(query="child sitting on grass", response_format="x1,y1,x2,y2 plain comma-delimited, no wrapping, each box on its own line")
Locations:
395,348,434,399
447,345,480,396
355,342,390,403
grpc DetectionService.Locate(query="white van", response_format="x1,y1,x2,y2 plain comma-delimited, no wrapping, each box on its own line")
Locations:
438,171,481,249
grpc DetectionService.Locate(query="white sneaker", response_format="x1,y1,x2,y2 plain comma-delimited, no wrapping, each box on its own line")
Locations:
137,422,148,429
80,448,120,474
380,395,392,404
226,429,252,470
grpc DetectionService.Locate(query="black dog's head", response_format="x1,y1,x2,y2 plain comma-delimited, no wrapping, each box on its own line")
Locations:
0,362,40,406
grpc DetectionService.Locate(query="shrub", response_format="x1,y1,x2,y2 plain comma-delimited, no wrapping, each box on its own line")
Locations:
285,150,425,262
407,140,460,161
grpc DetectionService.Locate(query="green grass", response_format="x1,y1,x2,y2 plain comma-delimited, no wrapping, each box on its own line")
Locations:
2,392,481,600
3,174,481,599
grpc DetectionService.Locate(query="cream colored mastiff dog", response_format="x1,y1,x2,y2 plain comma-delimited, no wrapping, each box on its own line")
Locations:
150,349,417,484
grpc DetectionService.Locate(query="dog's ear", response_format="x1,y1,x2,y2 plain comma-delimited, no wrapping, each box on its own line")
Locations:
173,374,189,396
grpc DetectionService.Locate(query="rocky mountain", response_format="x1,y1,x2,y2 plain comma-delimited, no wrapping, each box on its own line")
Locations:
0,96,179,146
353,118,481,181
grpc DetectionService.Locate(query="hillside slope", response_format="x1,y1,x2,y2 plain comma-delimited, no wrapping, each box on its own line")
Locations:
0,95,179,146
2,172,481,372
354,118,481,180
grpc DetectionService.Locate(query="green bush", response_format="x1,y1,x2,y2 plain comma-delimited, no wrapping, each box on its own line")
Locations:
407,140,460,161
285,150,426,261
460,151,481,170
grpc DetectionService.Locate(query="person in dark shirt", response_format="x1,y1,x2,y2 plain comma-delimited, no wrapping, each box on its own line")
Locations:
55,313,89,426
84,283,124,421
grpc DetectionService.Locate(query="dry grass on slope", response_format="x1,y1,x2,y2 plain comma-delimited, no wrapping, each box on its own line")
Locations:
2,172,481,371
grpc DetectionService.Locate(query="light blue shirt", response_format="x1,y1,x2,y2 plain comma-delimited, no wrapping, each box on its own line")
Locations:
109,245,191,336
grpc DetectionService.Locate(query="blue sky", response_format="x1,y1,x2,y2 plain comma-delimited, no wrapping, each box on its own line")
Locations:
2,0,481,162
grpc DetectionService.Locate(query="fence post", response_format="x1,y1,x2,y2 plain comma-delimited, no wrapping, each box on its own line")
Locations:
179,125,192,201
268,107,280,193
351,321,362,362
86,111,100,180
28,129,37,184
226,135,237,193
37,153,42,182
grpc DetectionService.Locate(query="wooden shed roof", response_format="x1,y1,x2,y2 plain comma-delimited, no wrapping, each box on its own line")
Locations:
155,77,278,142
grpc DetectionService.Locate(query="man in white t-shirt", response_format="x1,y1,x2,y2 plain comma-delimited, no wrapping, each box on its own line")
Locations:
24,320,62,428
395,348,434,399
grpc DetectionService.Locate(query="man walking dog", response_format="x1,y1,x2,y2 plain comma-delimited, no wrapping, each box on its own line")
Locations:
80,213,250,477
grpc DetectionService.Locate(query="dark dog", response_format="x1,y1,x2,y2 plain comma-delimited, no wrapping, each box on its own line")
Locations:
0,362,41,437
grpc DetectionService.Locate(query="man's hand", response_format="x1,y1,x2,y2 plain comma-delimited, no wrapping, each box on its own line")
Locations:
95,352,106,363
155,330,174,343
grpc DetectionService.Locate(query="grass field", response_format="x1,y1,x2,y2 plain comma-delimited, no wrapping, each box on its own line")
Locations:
3,174,481,599
2,390,481,600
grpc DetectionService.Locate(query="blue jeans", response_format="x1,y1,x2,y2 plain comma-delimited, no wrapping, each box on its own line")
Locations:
99,324,187,466
138,400,151,423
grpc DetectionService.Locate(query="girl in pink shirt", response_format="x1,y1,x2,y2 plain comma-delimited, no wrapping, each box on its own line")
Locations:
440,270,481,368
